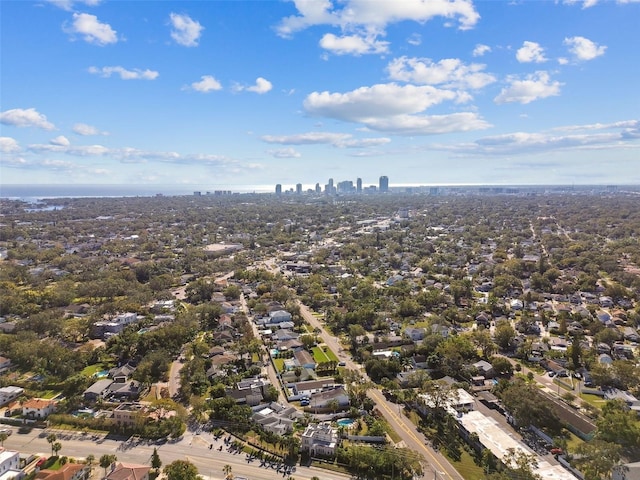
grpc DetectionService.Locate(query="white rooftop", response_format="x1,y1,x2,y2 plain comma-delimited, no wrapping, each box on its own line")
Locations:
458,411,574,480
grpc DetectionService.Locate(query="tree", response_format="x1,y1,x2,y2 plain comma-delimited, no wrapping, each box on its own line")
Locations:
46,433,58,456
85,454,95,469
164,460,202,480
494,320,516,351
574,439,622,480
100,454,117,477
222,464,233,480
52,442,62,456
151,448,162,473
0,432,7,447
596,399,640,447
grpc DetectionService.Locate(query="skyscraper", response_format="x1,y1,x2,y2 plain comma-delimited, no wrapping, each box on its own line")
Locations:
379,175,389,193
296,183,302,195
275,184,282,195
356,177,362,193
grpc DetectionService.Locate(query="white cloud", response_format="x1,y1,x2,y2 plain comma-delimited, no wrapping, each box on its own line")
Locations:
169,13,203,47
88,66,159,80
516,41,547,63
303,83,490,135
188,75,223,93
0,137,20,153
562,0,599,8
564,36,606,61
261,132,391,148
276,0,480,41
246,77,273,94
494,71,562,104
267,148,302,158
47,0,101,11
472,44,491,57
387,56,496,89
66,12,117,45
557,57,569,65
50,135,70,146
73,123,106,135
407,33,422,46
0,108,55,130
319,33,389,55
432,120,640,156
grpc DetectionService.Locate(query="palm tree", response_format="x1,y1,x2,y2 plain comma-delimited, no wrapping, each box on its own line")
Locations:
0,432,8,447
222,464,233,480
100,454,117,478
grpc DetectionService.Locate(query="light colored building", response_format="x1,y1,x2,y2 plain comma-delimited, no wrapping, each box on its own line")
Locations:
301,422,339,457
113,402,146,427
0,386,23,407
0,448,22,480
22,398,56,419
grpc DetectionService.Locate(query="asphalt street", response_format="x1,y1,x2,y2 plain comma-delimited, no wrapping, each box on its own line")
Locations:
4,427,350,480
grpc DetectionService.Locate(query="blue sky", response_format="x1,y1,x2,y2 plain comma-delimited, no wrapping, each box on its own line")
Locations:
1,0,639,191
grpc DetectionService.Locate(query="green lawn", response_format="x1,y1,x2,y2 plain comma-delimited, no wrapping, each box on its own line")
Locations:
80,362,113,377
272,358,285,373
312,346,339,363
443,449,486,480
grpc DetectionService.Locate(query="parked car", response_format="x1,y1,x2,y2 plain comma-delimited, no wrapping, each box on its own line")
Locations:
550,448,564,455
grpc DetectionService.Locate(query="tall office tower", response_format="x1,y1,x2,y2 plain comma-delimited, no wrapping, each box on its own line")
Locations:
315,183,321,194
296,183,303,195
275,184,282,195
379,175,389,193
327,178,334,194
356,177,362,193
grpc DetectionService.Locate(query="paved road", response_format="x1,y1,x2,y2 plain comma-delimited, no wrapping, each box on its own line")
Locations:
4,428,350,480
297,301,463,480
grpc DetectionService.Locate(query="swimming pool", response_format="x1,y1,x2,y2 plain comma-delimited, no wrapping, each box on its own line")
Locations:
337,418,355,427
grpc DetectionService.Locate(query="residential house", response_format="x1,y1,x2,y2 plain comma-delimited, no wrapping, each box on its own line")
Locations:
473,360,495,378
294,350,316,370
301,422,340,457
107,378,143,401
269,310,292,323
113,402,146,427
272,329,299,342
404,327,426,342
106,463,150,480
0,357,11,373
36,463,89,480
22,398,56,419
0,386,23,407
0,448,22,480
308,386,350,412
83,379,114,402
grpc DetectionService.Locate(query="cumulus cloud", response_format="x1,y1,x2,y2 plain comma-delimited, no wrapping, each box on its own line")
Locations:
516,41,547,63
319,33,389,55
246,77,273,94
50,135,70,146
277,0,480,36
472,44,491,57
0,137,20,153
66,12,118,45
169,12,203,47
494,71,562,104
73,123,106,135
387,56,496,89
564,36,606,61
187,75,223,93
261,132,391,148
267,148,302,158
0,108,55,130
88,66,159,80
303,83,490,135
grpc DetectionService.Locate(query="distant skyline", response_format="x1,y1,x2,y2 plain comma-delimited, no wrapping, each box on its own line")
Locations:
1,0,639,188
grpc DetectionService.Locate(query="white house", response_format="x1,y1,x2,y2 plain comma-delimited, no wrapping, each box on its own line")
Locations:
0,448,22,480
301,422,340,457
0,386,23,407
22,398,56,419
269,310,292,323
